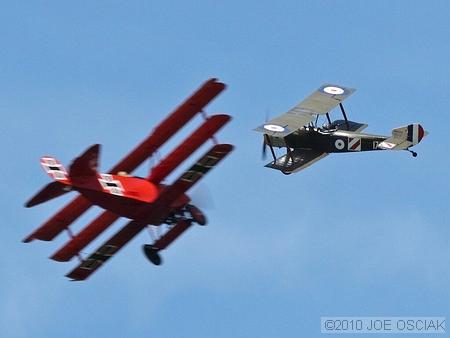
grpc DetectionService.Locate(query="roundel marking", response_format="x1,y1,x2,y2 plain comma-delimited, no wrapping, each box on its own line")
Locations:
323,86,345,95
264,124,285,132
335,139,345,150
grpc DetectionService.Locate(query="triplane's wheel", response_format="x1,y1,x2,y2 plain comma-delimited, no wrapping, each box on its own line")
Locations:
143,244,162,265
186,205,207,226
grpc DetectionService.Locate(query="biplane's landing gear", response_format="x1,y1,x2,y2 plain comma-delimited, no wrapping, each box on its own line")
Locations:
407,149,418,157
143,244,162,265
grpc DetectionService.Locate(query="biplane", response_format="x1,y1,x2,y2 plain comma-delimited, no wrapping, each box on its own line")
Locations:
24,78,233,281
255,84,428,174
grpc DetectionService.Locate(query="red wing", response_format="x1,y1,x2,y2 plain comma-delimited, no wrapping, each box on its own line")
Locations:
157,143,234,206
24,78,226,243
66,143,234,281
148,114,231,184
23,196,92,242
50,210,120,262
66,220,144,281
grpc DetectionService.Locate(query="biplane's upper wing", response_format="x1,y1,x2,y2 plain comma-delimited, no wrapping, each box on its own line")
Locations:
23,78,226,243
265,149,328,174
50,114,231,262
66,144,234,281
254,84,355,137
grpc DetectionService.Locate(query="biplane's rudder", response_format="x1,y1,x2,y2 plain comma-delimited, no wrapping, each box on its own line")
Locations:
378,123,428,150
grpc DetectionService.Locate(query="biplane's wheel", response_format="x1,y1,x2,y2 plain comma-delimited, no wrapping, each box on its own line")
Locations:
186,205,207,226
412,151,418,157
143,245,162,265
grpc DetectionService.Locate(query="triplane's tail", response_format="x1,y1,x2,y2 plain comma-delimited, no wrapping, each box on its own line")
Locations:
25,145,101,208
378,123,428,151
26,157,71,208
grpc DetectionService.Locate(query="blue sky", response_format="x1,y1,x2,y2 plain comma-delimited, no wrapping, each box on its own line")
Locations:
1,1,449,337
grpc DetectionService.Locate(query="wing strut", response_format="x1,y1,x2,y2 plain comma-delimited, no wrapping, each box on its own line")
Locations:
339,103,350,129
264,134,277,162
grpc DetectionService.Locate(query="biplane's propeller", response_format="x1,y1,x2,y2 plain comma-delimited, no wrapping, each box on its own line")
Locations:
262,135,268,160
261,112,271,160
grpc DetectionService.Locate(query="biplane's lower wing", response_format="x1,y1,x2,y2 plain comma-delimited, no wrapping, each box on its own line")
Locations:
24,78,225,243
254,84,355,138
265,149,328,174
66,144,234,281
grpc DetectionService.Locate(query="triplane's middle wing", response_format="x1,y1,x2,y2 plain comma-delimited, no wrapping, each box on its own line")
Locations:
254,84,355,137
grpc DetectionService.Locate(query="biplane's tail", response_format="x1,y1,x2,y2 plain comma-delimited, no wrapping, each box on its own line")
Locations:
378,123,428,150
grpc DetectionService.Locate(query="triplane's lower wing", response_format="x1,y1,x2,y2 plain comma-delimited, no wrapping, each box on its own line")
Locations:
265,149,328,174
66,144,234,281
254,84,355,137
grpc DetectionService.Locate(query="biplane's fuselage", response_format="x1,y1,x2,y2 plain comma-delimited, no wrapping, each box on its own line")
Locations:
268,125,388,154
256,83,427,174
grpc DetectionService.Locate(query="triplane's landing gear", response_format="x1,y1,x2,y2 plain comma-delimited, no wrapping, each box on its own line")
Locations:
186,205,207,225
143,217,196,265
143,245,162,265
143,205,206,265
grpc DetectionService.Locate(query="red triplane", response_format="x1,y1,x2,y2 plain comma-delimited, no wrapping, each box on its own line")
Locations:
24,79,233,281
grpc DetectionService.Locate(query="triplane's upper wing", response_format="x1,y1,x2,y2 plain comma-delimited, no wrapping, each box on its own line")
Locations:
254,84,355,137
23,78,226,243
66,144,234,281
